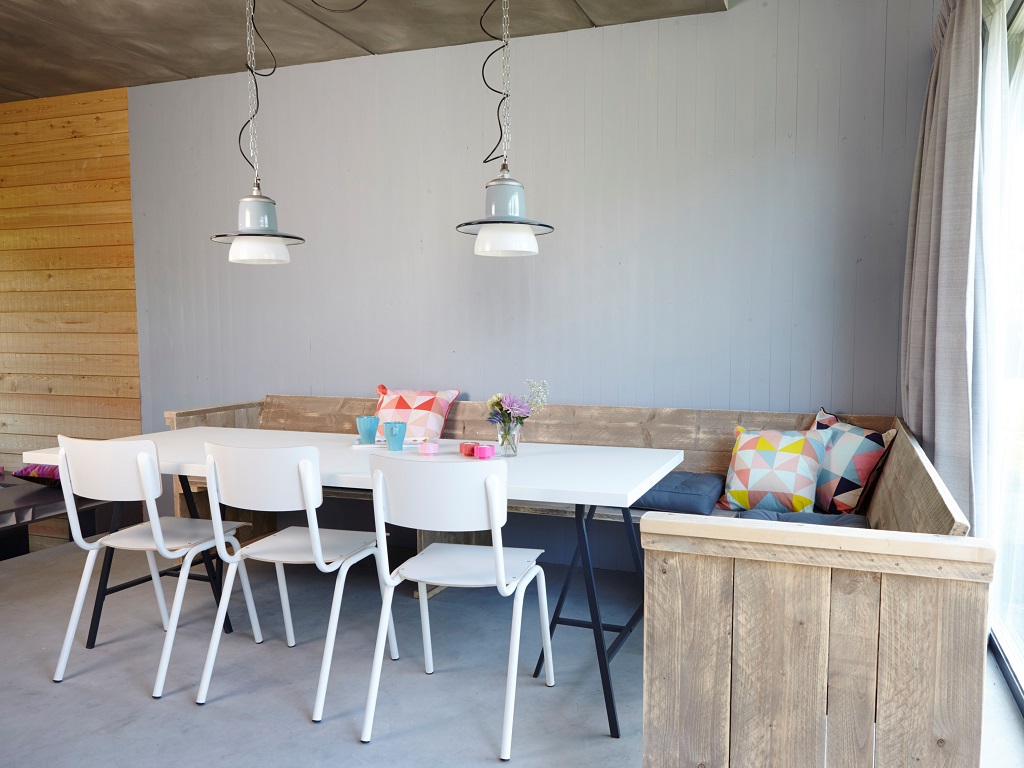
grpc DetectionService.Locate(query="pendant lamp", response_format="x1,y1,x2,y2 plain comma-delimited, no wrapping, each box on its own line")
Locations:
456,0,552,256
211,0,304,264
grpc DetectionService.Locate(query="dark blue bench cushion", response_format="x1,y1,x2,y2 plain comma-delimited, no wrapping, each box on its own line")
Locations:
631,471,725,516
738,509,870,528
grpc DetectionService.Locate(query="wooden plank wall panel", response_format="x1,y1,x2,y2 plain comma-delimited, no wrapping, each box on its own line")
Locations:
643,550,732,768
826,569,881,768
730,559,830,768
0,87,139,470
876,574,988,768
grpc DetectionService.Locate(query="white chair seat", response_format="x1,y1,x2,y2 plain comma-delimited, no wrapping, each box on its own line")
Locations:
239,526,377,566
398,542,543,588
100,516,247,552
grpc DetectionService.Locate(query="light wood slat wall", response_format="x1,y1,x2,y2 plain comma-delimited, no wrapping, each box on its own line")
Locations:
0,88,140,473
128,0,935,436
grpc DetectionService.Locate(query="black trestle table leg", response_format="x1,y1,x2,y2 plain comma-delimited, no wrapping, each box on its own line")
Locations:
178,476,232,634
85,501,123,649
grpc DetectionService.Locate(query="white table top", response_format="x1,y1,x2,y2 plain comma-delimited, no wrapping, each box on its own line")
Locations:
24,427,685,509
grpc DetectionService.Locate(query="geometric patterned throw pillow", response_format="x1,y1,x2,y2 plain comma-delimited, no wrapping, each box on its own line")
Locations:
725,427,831,513
374,384,460,443
813,408,896,514
13,463,61,487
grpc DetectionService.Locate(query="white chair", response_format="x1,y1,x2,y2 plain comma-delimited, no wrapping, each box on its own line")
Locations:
196,442,398,722
361,453,555,761
53,435,254,699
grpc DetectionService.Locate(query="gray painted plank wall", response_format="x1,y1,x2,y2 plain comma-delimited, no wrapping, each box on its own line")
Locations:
129,0,935,438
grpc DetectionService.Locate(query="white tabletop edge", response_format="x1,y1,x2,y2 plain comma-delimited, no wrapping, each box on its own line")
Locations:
23,427,685,509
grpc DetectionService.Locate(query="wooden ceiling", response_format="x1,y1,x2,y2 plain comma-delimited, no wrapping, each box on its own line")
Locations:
0,0,727,103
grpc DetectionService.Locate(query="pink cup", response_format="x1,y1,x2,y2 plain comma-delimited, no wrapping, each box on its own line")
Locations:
418,442,439,455
474,444,495,460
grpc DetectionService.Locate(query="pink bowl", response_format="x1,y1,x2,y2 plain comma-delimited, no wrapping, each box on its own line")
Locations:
474,444,495,460
418,442,439,455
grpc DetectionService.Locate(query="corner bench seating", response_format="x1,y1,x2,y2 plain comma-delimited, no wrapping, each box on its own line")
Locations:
165,395,994,768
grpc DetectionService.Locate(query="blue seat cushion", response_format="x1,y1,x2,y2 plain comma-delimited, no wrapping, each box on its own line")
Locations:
738,509,870,528
631,471,725,516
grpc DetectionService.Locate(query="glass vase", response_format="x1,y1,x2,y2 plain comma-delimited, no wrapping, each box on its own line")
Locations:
497,422,522,457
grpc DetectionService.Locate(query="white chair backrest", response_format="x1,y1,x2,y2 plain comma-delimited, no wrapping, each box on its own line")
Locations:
204,443,323,512
57,435,162,502
369,454,508,532
57,435,163,552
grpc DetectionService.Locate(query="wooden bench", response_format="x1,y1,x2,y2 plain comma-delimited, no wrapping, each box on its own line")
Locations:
165,395,992,766
165,394,895,527
641,419,992,768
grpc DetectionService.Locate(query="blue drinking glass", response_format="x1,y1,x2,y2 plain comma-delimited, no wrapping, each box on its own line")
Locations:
356,415,380,444
384,421,407,451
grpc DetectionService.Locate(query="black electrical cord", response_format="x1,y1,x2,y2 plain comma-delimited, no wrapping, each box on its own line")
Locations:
480,0,508,164
237,0,280,173
310,0,370,11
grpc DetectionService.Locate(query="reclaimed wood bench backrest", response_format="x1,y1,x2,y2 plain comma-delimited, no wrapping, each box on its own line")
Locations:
169,395,967,537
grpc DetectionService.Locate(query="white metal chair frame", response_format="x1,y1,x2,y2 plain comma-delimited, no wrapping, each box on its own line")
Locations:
361,454,555,761
53,435,253,699
196,442,398,723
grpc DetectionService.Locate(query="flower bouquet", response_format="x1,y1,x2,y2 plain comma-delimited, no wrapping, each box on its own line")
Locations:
486,379,549,457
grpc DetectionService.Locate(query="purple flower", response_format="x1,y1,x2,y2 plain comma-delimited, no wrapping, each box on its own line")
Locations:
501,394,531,419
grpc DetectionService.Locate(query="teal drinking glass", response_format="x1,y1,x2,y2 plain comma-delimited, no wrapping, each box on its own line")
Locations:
356,415,380,444
383,421,407,451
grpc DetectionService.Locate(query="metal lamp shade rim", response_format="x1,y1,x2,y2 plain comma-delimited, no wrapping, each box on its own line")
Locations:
456,218,554,236
211,232,305,245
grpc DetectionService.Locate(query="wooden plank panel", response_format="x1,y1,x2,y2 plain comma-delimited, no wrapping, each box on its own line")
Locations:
876,575,988,768
0,393,140,420
0,413,140,439
0,373,139,398
0,452,27,471
0,178,131,211
826,569,880,768
0,110,129,146
0,333,138,355
164,400,264,430
644,551,732,768
730,559,829,768
641,530,994,584
0,290,136,313
865,420,969,536
0,155,131,188
0,199,133,230
0,244,134,271
0,311,137,334
0,433,65,454
0,267,134,292
0,223,133,251
0,133,130,167
0,88,126,125
0,353,138,376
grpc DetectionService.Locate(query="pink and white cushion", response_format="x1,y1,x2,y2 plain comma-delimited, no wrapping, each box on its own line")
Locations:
374,384,460,443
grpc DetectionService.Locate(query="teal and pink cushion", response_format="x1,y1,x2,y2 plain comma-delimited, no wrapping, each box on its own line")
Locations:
374,385,460,443
13,463,61,487
813,408,895,513
724,427,831,513
631,471,725,515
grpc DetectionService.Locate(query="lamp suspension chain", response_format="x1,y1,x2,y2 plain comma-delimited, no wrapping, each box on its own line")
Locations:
245,0,260,185
500,0,510,166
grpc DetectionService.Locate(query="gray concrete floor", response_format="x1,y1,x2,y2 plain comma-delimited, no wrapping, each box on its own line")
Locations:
1,540,1022,767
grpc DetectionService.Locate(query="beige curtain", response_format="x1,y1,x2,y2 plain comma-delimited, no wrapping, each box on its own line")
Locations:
901,0,982,523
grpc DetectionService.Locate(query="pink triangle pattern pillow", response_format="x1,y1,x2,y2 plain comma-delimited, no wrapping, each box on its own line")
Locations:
374,384,460,443
724,427,831,513
813,408,896,513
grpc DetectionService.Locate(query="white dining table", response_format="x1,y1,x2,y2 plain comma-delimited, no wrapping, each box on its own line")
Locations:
25,426,685,738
